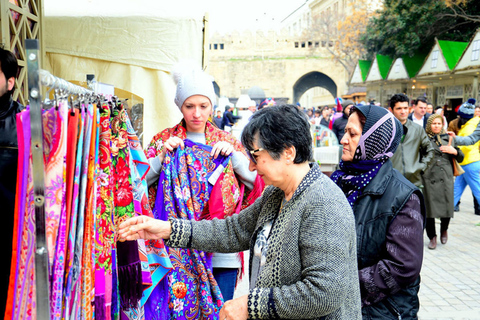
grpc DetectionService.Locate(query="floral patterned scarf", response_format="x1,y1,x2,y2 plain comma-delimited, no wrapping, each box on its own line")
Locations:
148,139,229,319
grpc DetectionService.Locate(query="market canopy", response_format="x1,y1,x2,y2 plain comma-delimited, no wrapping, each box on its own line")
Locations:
43,0,208,144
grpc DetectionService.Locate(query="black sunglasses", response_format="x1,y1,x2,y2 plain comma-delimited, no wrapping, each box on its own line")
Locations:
247,148,264,164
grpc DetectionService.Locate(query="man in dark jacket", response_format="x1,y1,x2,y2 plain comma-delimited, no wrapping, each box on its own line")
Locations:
0,48,24,315
222,105,241,132
213,109,223,128
332,99,354,143
408,96,431,129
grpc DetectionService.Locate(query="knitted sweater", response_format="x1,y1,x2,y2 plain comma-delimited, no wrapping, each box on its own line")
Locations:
167,163,362,319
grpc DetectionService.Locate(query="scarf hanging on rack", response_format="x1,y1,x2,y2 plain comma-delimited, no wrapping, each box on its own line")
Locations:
68,103,94,319
8,98,170,320
95,103,116,320
147,139,229,319
6,109,34,320
63,105,85,319
81,105,100,319
44,102,68,320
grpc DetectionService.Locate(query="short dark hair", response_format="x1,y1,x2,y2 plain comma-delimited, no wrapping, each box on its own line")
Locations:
0,48,18,91
414,96,428,105
389,93,410,109
241,104,313,164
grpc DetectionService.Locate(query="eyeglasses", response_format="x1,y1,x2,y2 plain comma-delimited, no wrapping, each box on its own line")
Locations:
248,148,264,164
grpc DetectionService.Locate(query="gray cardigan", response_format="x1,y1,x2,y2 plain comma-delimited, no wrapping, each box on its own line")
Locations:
167,163,361,319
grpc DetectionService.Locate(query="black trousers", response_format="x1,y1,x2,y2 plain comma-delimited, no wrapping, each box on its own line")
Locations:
425,217,450,240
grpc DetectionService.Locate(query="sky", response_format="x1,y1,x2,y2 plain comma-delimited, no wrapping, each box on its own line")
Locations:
44,0,308,34
194,0,308,34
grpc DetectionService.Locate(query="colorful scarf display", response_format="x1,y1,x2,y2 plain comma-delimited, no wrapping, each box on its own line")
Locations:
148,139,229,319
8,101,171,320
145,121,265,318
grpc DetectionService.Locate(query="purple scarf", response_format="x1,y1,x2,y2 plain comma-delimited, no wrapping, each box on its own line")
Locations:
146,139,230,319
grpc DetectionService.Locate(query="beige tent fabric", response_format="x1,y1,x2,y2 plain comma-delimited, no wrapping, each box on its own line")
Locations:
45,16,205,72
44,53,183,145
44,15,206,145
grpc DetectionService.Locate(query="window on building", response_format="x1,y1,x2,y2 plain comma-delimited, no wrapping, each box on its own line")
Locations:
431,50,439,68
295,42,299,48
321,41,326,47
472,40,480,61
209,44,212,50
220,43,224,50
301,42,306,48
214,43,218,50
315,41,319,48
395,61,400,73
308,41,312,48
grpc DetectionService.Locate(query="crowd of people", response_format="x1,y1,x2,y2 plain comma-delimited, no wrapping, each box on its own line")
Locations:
3,43,480,318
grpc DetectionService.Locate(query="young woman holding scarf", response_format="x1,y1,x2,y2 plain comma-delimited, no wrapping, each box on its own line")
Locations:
143,66,264,319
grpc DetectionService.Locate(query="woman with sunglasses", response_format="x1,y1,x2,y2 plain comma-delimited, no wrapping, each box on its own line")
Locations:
143,66,265,318
120,104,362,320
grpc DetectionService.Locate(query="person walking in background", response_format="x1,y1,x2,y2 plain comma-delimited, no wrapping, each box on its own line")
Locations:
0,47,24,316
452,100,480,217
435,106,448,130
408,96,431,129
213,109,223,128
222,105,241,132
426,102,434,115
312,108,322,125
332,100,354,143
389,93,434,191
120,104,362,320
422,114,464,250
320,105,330,127
331,104,424,319
144,65,265,317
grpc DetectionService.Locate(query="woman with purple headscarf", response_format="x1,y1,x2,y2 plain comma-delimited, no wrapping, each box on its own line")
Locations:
331,105,426,319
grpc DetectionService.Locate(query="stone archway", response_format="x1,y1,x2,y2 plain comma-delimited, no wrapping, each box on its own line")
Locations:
293,72,337,104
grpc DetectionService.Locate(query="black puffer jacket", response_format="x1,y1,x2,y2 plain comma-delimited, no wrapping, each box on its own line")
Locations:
0,96,24,311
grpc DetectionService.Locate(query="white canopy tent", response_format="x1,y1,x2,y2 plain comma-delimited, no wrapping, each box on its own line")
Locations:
43,0,208,145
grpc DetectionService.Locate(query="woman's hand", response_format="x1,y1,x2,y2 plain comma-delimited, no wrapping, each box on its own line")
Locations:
159,137,185,163
211,141,235,159
118,216,171,241
446,131,457,138
219,295,248,320
439,145,458,155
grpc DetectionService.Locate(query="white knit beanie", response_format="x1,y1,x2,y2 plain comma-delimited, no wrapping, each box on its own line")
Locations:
173,63,216,109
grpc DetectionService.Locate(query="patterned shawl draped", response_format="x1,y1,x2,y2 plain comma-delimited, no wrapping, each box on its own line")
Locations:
147,139,230,319
145,121,264,319
331,105,402,207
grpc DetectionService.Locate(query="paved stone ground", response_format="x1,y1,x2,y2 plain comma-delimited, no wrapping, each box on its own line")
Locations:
233,186,480,319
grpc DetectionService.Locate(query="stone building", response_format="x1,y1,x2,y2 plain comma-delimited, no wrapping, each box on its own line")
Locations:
350,29,480,117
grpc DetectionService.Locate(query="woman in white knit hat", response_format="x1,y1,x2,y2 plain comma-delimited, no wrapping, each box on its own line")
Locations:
143,64,265,319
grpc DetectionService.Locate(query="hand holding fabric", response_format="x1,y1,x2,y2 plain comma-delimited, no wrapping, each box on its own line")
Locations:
219,295,248,320
158,136,185,163
118,215,171,241
211,141,235,159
